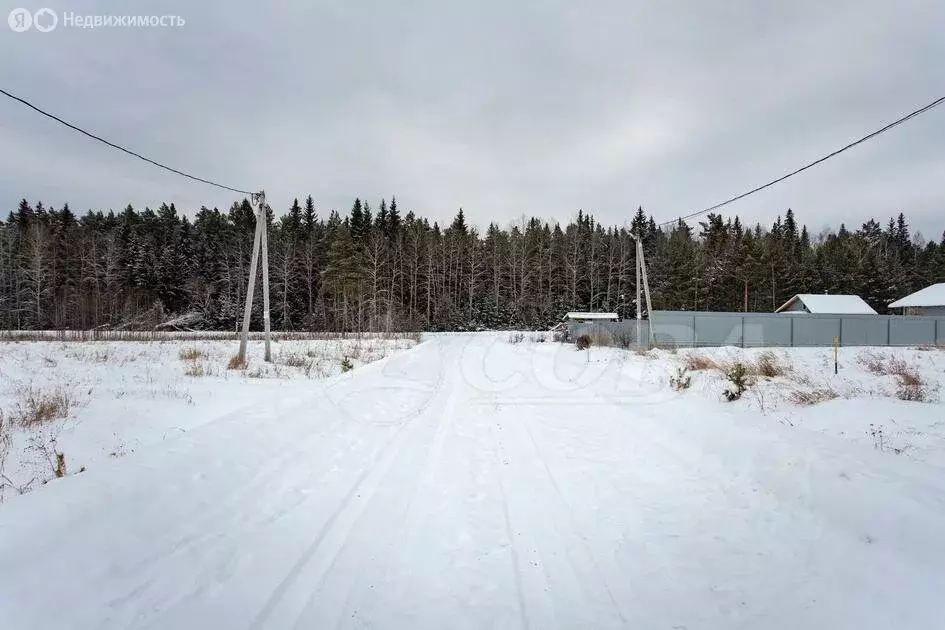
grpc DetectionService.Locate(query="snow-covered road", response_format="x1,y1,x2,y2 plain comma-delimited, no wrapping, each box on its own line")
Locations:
2,335,944,629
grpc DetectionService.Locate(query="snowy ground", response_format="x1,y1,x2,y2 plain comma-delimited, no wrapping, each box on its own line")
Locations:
1,334,944,629
0,335,418,499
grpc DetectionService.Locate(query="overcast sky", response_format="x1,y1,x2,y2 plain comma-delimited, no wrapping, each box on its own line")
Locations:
2,0,943,238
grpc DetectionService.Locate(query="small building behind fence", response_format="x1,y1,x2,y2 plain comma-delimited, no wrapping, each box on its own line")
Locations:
555,311,619,335
775,294,877,315
889,283,945,317
563,311,619,323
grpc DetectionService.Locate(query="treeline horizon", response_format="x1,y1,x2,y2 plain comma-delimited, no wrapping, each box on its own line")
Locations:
1,196,943,331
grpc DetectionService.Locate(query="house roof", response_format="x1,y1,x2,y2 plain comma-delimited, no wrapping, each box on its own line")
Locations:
775,294,877,314
889,283,945,308
564,312,619,320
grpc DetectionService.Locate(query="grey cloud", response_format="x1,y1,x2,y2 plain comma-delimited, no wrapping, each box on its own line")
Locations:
1,0,942,236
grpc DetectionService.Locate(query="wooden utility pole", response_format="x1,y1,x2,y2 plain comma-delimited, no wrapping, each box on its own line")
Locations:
236,191,272,364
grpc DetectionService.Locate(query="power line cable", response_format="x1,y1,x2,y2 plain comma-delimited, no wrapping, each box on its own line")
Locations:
657,95,945,228
0,87,255,196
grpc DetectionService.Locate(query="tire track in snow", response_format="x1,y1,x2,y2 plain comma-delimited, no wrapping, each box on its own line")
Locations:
491,422,533,630
99,393,342,594
248,343,450,630
106,344,440,624
493,409,628,628
289,354,464,628
519,414,629,625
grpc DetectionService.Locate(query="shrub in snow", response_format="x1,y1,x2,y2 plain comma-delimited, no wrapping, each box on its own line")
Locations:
895,372,938,403
670,367,691,391
723,362,751,402
341,356,354,372
612,329,634,349
574,334,591,350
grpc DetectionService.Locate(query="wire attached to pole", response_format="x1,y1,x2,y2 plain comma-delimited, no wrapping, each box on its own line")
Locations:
0,87,256,196
658,95,945,228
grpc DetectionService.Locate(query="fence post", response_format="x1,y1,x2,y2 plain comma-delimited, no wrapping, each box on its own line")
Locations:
740,315,745,348
790,317,795,347
838,317,843,347
887,317,891,346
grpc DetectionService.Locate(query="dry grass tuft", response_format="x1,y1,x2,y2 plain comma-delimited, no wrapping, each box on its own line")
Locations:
856,351,937,402
178,347,207,361
184,361,207,377
279,353,310,368
856,351,902,375
227,354,247,370
0,410,11,496
755,351,787,378
507,332,525,344
895,370,937,402
12,387,72,428
684,354,722,371
790,387,839,406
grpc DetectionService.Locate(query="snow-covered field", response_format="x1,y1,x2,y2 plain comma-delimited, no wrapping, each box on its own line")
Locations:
1,333,945,629
0,335,418,499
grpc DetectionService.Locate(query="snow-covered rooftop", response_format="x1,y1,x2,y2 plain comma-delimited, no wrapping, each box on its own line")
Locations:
564,311,619,320
889,283,945,308
776,294,877,315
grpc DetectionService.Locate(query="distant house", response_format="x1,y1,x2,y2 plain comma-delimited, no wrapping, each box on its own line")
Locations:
888,283,945,316
775,294,877,315
563,311,619,323
550,311,618,334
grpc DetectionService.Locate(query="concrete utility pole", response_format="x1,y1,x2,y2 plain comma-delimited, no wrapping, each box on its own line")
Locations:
260,200,272,362
634,232,642,348
629,231,655,349
236,191,272,364
638,238,654,346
